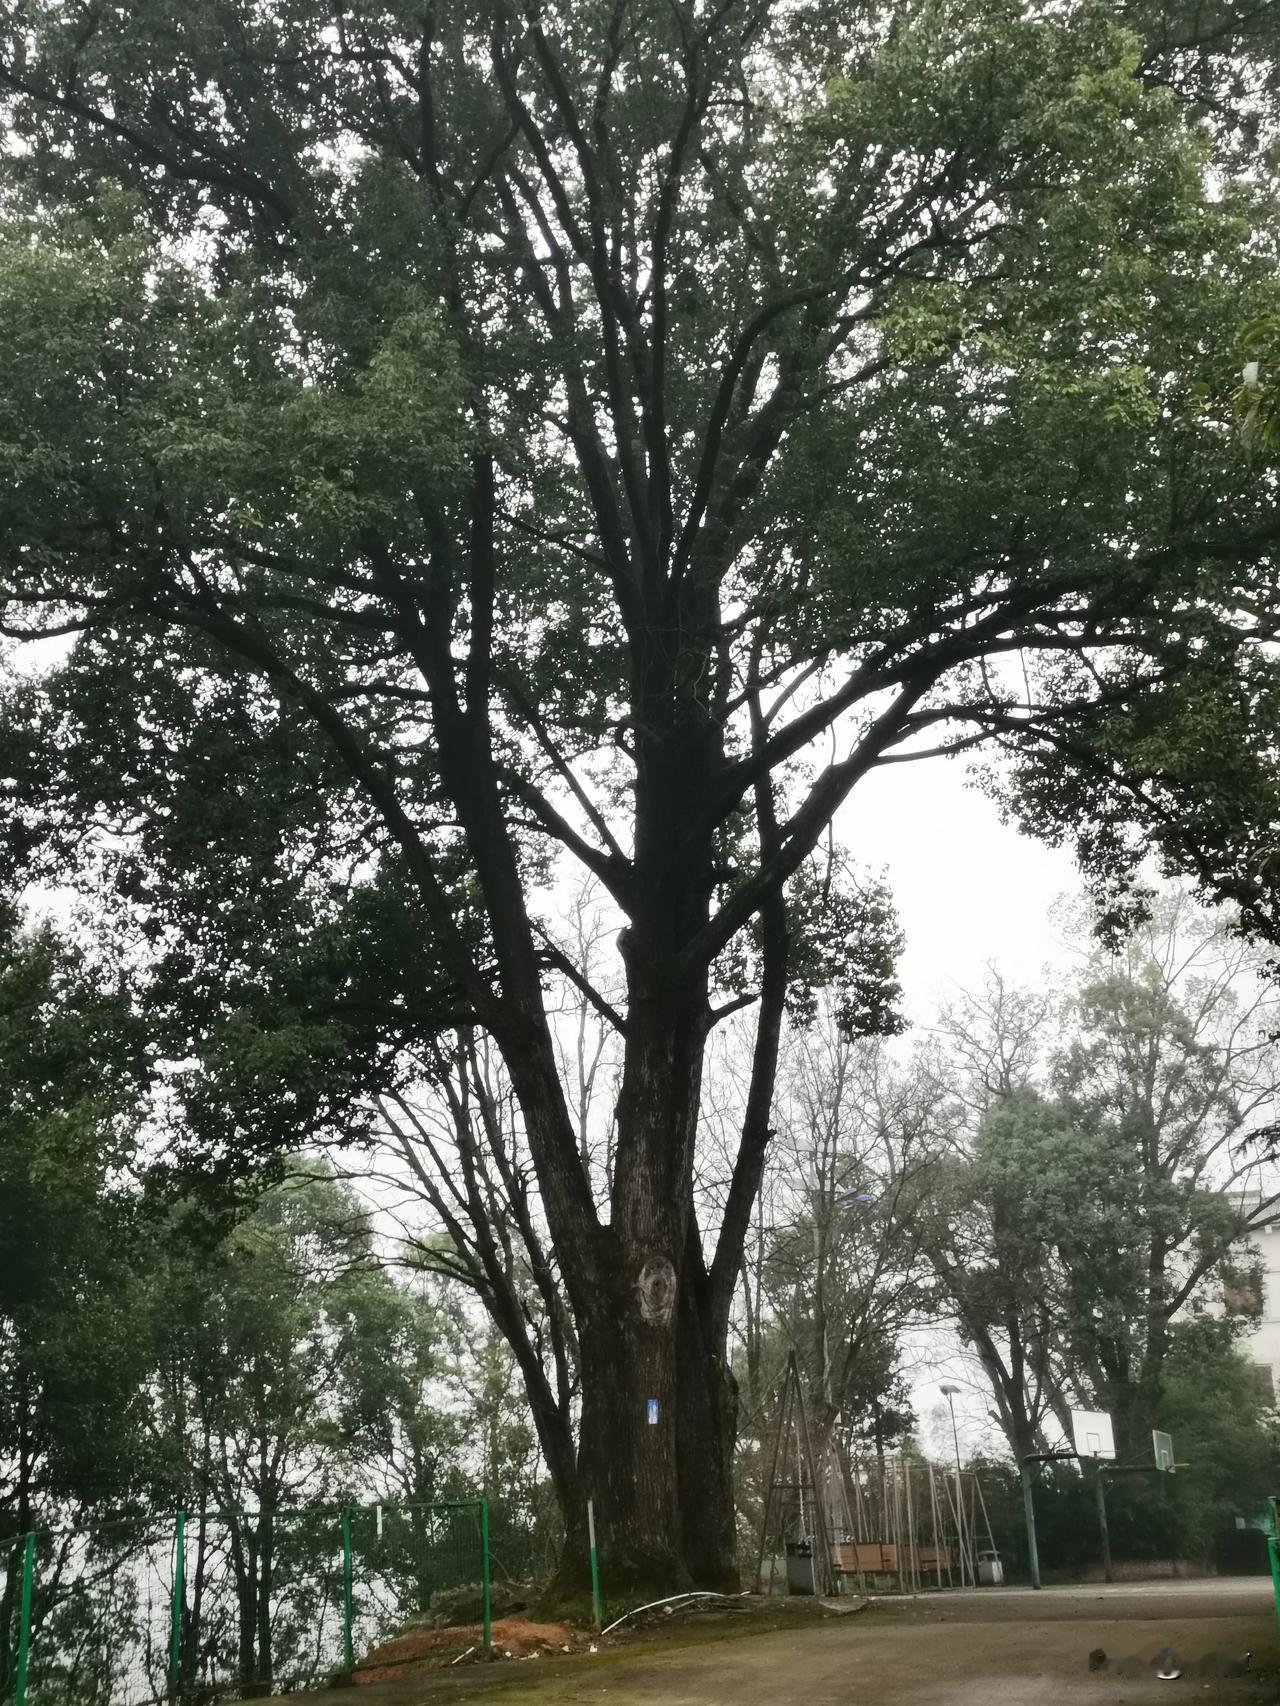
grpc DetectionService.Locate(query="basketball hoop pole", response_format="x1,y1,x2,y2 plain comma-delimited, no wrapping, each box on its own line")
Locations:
1026,1451,1117,1585
1094,1467,1114,1584
1019,1461,1042,1590
1018,1451,1075,1590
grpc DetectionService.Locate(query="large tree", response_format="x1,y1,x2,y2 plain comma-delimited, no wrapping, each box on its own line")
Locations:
1,0,1280,1589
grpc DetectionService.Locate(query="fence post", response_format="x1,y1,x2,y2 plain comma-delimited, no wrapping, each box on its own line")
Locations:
587,1499,603,1632
169,1510,186,1700
341,1509,354,1674
479,1502,492,1656
14,1533,34,1706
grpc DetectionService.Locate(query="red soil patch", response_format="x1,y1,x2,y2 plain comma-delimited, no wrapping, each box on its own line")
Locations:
354,1617,583,1684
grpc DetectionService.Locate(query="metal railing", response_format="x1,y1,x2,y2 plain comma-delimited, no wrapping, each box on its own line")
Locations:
1,1500,493,1704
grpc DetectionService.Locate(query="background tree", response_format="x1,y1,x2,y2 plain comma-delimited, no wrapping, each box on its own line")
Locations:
1147,1318,1279,1562
151,1168,405,1695
0,915,149,1699
751,1022,937,1436
928,896,1280,1470
370,1030,581,1526
0,915,555,1694
2,0,1280,1589
923,1090,1101,1465
1051,901,1280,1448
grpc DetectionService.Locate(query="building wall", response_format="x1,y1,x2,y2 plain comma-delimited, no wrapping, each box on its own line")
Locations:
1233,1202,1280,1403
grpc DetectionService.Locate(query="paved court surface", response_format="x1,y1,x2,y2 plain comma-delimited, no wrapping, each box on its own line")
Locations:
271,1576,1279,1706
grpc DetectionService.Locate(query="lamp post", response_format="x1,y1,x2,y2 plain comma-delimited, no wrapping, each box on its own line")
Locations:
940,1384,969,1585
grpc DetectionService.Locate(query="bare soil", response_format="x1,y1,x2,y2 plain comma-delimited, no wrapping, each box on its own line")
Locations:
266,1576,1279,1706
355,1619,585,1684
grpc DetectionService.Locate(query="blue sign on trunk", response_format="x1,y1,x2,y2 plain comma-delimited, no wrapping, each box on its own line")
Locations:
646,1399,659,1425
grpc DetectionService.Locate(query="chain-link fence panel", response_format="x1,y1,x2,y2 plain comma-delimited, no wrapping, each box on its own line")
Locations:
345,1500,487,1670
174,1507,346,1700
1,1500,498,1704
15,1517,176,1706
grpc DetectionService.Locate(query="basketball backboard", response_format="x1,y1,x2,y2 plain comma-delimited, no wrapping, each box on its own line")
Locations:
1070,1408,1116,1460
1153,1429,1175,1473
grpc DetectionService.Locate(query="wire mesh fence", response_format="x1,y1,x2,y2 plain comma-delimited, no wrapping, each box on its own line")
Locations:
346,1500,488,1665
176,1505,352,1701
0,1536,31,1706
0,1500,494,1705
485,1500,561,1586
0,1516,177,1706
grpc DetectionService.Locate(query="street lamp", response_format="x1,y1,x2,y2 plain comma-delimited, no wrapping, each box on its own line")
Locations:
940,1384,969,1584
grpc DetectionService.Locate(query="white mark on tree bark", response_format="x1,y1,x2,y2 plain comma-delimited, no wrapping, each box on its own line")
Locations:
637,1258,676,1326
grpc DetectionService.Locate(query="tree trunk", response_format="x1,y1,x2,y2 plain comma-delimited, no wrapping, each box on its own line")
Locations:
572,1278,684,1593
553,969,741,1594
677,1256,740,1589
229,1519,257,1693
565,1256,740,1594
0,1539,18,1698
255,1509,273,1695
183,1505,209,1690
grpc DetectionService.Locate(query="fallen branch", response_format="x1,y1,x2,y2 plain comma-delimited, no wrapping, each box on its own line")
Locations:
601,1591,751,1636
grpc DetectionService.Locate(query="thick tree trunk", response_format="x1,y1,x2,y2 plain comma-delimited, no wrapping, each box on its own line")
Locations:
564,1259,740,1595
572,1278,684,1592
552,953,742,1595
1107,1351,1165,1460
676,1273,741,1589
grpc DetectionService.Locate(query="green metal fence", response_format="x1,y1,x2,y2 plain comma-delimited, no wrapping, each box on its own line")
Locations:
0,1501,492,1705
1,1515,177,1706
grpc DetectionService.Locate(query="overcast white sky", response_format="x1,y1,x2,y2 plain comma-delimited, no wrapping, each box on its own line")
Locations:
837,753,1082,1020
830,759,1072,1453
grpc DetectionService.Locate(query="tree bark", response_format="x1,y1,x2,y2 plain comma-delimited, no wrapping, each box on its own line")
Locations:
551,924,744,1592
677,1243,740,1590
571,1273,683,1592
563,1248,740,1594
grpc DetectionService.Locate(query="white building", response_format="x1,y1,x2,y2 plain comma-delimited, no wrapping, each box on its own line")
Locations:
1231,1192,1280,1405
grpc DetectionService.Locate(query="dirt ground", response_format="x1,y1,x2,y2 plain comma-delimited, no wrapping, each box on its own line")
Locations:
266,1576,1280,1706
355,1619,586,1683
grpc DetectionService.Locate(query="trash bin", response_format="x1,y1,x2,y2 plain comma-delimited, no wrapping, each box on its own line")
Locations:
786,1539,816,1594
977,1550,1004,1585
